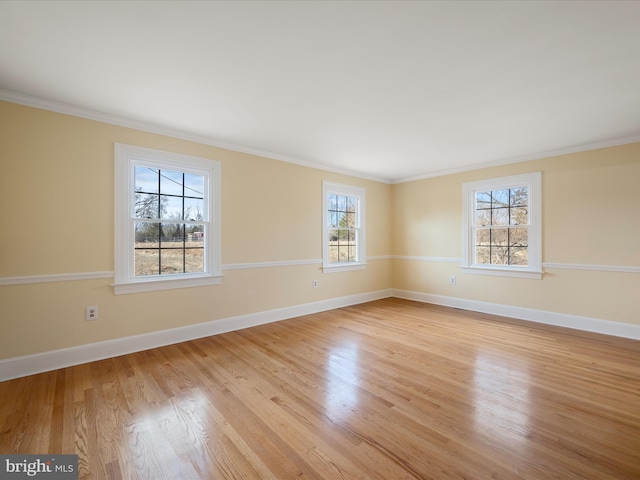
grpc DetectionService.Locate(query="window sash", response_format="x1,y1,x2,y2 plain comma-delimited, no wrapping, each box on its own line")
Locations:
473,225,529,266
328,226,360,264
133,220,208,276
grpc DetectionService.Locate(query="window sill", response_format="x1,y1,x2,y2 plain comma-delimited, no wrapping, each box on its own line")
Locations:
322,262,367,274
461,266,543,280
112,274,223,294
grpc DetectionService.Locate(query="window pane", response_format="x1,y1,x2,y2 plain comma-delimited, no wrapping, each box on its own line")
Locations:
161,248,183,274
337,195,346,211
338,229,356,246
134,193,159,219
475,209,491,226
510,247,528,265
509,227,528,247
184,173,204,199
135,222,159,245
161,223,184,243
160,169,183,196
491,246,509,265
492,189,509,208
476,228,491,245
475,246,491,264
339,230,347,245
346,196,357,213
476,191,491,210
344,211,357,228
492,228,509,246
510,187,528,207
328,194,337,211
329,245,339,263
328,211,339,227
492,207,509,225
185,248,204,273
184,197,204,221
186,224,205,241
163,195,183,220
510,207,528,225
135,249,159,276
134,166,159,194
337,245,349,263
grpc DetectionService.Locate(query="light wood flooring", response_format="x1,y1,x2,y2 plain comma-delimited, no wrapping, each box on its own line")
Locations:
1,298,640,479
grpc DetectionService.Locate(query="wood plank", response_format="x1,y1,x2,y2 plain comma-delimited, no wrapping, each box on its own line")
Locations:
1,298,639,479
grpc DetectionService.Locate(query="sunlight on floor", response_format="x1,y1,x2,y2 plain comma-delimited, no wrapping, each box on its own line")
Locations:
473,351,532,450
325,342,360,423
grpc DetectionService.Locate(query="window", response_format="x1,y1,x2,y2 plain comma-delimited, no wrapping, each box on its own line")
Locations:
114,144,222,294
462,172,542,279
322,181,366,272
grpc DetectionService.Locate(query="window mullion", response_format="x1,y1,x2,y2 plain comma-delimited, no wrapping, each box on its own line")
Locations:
157,170,162,275
508,188,512,265
182,172,186,274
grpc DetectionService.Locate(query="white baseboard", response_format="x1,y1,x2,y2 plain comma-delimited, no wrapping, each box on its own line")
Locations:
0,289,392,382
392,289,640,341
4,287,638,382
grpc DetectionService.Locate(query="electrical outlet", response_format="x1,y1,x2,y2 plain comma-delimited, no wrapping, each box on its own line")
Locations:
313,279,318,288
449,276,456,285
85,305,99,321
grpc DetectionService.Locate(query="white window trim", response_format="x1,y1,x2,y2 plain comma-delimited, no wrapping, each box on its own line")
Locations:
113,143,222,294
322,181,366,273
462,172,542,279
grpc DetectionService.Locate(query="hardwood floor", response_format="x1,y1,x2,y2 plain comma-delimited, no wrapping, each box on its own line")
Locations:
1,298,640,479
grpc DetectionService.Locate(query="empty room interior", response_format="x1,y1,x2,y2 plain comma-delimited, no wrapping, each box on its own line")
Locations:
1,1,639,479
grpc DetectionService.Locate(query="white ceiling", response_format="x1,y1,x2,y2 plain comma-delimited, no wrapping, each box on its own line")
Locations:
1,1,640,183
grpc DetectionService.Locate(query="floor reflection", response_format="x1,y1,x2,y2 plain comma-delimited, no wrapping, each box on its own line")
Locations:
325,341,360,422
127,387,211,453
473,352,531,448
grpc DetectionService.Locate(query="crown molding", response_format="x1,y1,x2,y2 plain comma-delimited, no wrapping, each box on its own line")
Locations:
391,135,640,184
0,88,392,184
3,88,639,185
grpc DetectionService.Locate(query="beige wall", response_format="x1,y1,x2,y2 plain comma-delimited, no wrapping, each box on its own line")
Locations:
1,100,638,362
0,101,392,359
392,143,640,325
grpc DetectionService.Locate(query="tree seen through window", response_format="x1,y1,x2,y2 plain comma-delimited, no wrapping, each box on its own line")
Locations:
474,187,529,266
327,193,359,263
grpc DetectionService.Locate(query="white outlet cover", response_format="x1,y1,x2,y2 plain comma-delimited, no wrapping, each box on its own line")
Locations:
85,306,99,321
